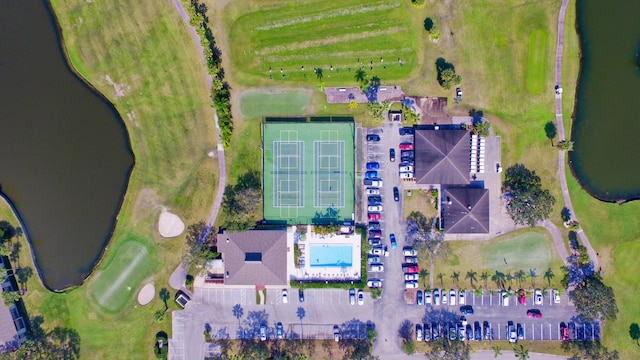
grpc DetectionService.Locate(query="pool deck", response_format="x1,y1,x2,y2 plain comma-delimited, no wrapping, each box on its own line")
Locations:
292,225,362,282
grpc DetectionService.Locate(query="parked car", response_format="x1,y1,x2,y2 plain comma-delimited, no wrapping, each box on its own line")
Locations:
393,186,400,201
399,172,414,179
276,322,284,339
365,171,378,179
474,321,482,342
282,289,288,304
553,289,561,304
402,246,417,256
416,324,423,341
368,195,382,205
399,142,414,150
483,321,492,340
517,323,524,340
459,290,466,305
425,291,432,304
333,325,340,342
357,289,364,305
369,263,384,272
432,323,440,340
349,288,356,305
518,289,526,305
299,289,304,303
466,324,473,341
501,291,510,306
369,247,384,256
370,179,383,187
460,305,474,315
367,255,381,263
366,134,380,141
448,324,457,341
456,87,462,99
400,150,414,160
459,316,467,327
527,309,543,318
260,324,267,341
368,221,381,230
433,289,441,305
442,289,448,304
368,239,381,246
402,265,419,273
458,325,466,341
534,289,543,305
365,187,380,195
367,279,382,288
367,205,383,212
449,289,457,306
417,290,423,305
404,273,419,281
366,162,380,170
368,213,381,221
399,165,414,172
507,321,516,343
560,322,569,341
405,281,419,289
424,323,431,341
368,229,382,238
404,256,418,264
390,233,397,249
399,127,414,135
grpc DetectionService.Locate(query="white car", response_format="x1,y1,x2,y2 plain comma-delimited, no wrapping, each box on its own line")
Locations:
370,179,383,187
553,289,561,304
534,289,543,305
404,256,418,264
369,264,384,272
501,291,510,306
367,279,382,288
405,281,419,289
425,291,432,304
442,289,448,304
357,290,364,305
399,172,413,179
403,247,417,256
367,205,383,212
369,247,384,256
458,290,465,305
404,273,419,281
399,165,414,172
282,289,288,304
366,188,380,195
449,289,456,306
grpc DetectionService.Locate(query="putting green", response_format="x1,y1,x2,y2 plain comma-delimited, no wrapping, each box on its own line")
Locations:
88,237,154,313
239,90,310,118
526,29,548,94
484,231,553,273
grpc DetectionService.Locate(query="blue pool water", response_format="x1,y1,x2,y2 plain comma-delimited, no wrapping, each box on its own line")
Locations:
309,245,352,267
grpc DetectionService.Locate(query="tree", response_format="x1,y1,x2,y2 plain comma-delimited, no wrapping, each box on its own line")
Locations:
561,207,572,222
184,242,218,272
425,337,470,360
316,67,324,80
437,273,445,288
571,273,618,321
451,271,460,287
480,271,490,288
561,340,619,360
10,320,81,360
369,76,381,88
154,309,165,323
2,290,21,306
503,164,556,226
506,272,514,287
544,268,555,288
435,58,461,90
492,345,502,358
491,271,506,290
354,68,368,87
514,344,529,360
515,270,526,288
544,121,557,146
349,100,358,109
529,269,537,288
419,269,429,288
629,323,640,346
471,120,491,137
557,140,574,151
221,171,262,230
159,288,170,309
465,270,477,287
366,101,391,124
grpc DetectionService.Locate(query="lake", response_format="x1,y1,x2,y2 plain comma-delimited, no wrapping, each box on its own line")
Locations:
570,0,640,202
0,0,134,289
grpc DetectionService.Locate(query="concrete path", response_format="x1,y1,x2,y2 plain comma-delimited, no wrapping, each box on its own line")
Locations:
542,220,569,263
553,0,598,268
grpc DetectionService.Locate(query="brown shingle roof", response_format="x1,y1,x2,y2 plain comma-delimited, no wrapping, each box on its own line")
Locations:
441,187,490,234
414,128,470,185
218,230,288,286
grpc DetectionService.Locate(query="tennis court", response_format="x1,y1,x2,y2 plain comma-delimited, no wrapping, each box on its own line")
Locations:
263,120,355,224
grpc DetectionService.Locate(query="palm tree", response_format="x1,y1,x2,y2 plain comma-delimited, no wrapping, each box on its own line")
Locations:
514,344,529,359
492,345,502,358
465,270,477,287
437,273,445,288
419,269,429,288
529,268,538,288
491,271,506,290
354,68,367,85
450,271,460,287
544,268,555,288
506,272,514,287
159,288,171,310
473,286,483,297
515,270,526,288
480,271,490,288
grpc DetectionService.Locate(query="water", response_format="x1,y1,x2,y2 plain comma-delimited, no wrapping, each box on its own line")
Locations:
0,0,134,289
310,245,353,267
570,0,640,201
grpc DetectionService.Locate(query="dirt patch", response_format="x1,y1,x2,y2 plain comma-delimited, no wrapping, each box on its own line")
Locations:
131,188,161,225
105,75,129,99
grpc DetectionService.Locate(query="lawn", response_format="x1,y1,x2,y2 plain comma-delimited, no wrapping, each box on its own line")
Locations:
526,29,549,94
239,89,311,118
430,228,565,291
402,189,438,221
17,0,219,357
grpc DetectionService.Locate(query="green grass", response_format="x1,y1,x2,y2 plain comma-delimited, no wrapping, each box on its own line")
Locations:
87,239,155,313
484,232,552,273
239,90,311,117
526,29,549,94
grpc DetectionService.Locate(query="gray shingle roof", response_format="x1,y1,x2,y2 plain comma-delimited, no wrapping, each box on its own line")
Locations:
441,187,490,234
414,128,470,185
218,230,288,286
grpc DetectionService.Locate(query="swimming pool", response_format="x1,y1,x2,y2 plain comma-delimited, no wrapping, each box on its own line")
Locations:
309,245,352,267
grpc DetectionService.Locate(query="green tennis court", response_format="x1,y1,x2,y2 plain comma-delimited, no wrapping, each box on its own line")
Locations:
263,120,355,224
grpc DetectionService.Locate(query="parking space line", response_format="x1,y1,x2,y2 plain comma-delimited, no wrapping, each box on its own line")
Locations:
497,323,501,340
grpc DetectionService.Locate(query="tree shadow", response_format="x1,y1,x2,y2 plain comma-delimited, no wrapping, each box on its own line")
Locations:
237,310,269,340
561,207,572,222
629,323,640,346
544,121,557,146
422,308,460,325
424,17,434,32
398,319,413,341
469,108,484,124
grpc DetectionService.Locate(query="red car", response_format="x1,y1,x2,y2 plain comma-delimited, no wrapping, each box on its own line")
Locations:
368,213,381,221
399,142,414,150
527,309,542,318
560,322,569,341
402,265,419,274
518,289,526,305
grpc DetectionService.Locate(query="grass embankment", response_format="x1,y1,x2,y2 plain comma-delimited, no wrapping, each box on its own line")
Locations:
16,0,219,357
239,90,311,118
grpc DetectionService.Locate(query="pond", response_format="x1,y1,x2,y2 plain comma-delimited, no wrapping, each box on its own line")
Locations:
0,1,133,289
570,0,640,202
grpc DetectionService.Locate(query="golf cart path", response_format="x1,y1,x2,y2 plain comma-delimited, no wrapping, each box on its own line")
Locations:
553,0,598,268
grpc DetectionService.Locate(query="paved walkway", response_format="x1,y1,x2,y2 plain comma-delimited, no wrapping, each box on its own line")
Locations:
553,0,598,268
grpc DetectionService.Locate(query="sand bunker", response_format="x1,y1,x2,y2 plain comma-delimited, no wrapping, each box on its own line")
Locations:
137,283,155,306
158,210,185,238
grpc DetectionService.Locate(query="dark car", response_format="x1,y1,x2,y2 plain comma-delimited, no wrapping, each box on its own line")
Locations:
466,324,473,341
365,171,378,179
424,323,431,341
399,127,414,135
458,325,465,341
460,305,474,315
299,289,304,303
416,290,423,305
400,150,414,160
276,322,284,339
517,323,524,340
432,323,440,340
448,324,457,341
474,321,482,341
368,221,381,230
483,321,492,340
390,233,397,249
366,134,380,141
527,309,542,318
368,230,382,238
393,186,400,201
368,196,382,205
366,162,380,170
389,148,396,162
